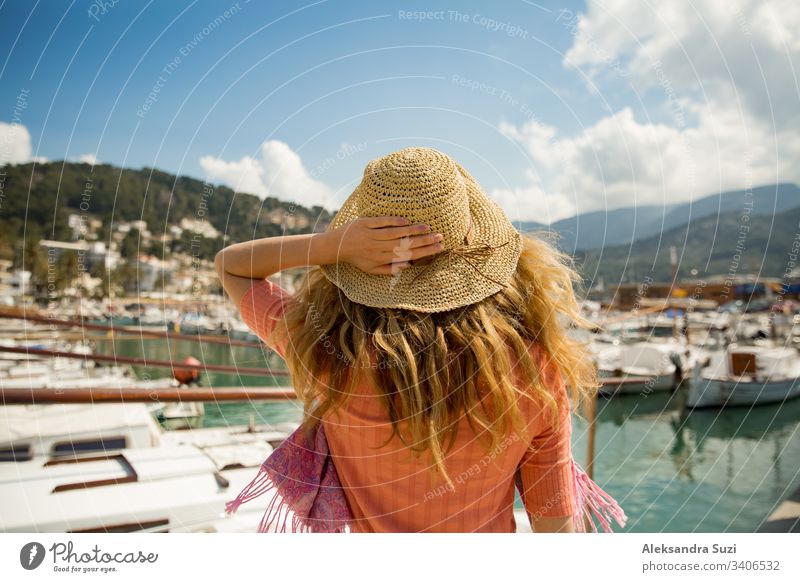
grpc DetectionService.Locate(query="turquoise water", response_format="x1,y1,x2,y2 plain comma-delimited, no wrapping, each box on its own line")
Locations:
93,335,800,533
576,393,800,532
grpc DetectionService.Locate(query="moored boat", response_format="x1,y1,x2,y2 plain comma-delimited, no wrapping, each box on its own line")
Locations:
596,341,699,395
0,402,297,532
686,345,800,408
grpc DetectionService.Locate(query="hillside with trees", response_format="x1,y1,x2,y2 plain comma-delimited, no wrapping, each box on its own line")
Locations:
575,206,800,286
0,160,332,268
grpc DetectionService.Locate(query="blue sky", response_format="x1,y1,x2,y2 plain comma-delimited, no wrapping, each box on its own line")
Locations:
1,0,797,222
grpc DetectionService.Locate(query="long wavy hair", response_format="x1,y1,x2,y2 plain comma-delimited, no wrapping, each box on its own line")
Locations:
272,231,599,487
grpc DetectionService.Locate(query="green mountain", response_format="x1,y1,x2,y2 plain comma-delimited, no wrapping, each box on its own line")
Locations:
577,205,800,285
514,182,800,251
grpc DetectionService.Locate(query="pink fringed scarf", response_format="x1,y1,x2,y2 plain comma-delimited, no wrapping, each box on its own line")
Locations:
224,422,627,533
568,459,628,532
224,422,352,533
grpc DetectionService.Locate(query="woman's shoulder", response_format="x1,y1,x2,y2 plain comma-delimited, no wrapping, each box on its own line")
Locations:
523,340,551,372
241,277,296,309
520,340,569,400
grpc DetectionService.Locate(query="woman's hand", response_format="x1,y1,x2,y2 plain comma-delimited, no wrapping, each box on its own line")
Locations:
327,216,445,275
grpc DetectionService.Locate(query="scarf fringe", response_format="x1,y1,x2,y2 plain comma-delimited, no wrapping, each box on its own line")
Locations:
224,462,351,533
571,459,628,533
224,461,273,516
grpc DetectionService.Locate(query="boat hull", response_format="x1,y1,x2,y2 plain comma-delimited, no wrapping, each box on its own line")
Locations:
598,369,676,395
686,376,800,408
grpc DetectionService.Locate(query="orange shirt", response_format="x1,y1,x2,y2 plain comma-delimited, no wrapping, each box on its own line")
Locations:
239,278,576,532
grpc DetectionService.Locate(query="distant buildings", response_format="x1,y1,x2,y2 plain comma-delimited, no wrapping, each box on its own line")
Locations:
36,214,226,296
606,274,800,310
39,239,120,271
67,214,102,240
0,259,29,303
264,208,311,230
135,255,173,292
179,217,220,239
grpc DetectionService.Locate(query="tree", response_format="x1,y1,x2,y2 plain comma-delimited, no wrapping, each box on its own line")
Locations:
54,252,79,292
115,260,139,295
25,239,51,301
119,232,140,260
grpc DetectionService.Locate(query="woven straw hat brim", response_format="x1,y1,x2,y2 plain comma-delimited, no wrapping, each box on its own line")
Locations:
319,161,523,313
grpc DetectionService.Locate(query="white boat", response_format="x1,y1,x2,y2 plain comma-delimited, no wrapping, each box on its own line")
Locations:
0,357,177,392
0,402,298,532
138,305,169,326
589,337,622,380
158,400,205,423
173,311,218,335
686,345,800,408
597,341,697,395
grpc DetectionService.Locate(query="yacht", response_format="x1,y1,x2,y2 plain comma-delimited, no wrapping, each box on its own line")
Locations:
0,402,297,532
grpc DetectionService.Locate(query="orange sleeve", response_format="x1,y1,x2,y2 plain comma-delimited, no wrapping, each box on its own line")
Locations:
516,349,576,520
238,278,296,359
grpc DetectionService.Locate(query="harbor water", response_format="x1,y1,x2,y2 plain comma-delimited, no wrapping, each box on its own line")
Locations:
93,335,800,533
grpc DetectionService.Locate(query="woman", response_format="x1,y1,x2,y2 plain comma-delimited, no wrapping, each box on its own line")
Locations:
216,147,626,533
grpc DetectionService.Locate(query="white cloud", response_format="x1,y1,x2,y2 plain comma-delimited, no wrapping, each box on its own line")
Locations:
200,140,333,209
490,168,577,225
497,0,800,222
498,102,800,222
562,0,800,126
77,153,100,164
0,122,33,165
199,154,264,197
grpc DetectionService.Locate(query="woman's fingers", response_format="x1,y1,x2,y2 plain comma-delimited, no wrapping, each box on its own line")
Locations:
373,232,437,252
371,241,444,273
362,216,410,229
370,223,430,241
407,241,444,260
351,218,445,275
381,234,444,260
405,233,443,249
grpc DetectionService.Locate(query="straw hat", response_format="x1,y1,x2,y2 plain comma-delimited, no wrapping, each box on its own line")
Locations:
319,147,523,313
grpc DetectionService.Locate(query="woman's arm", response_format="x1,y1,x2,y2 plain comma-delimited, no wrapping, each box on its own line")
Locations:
214,216,444,307
517,345,578,533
